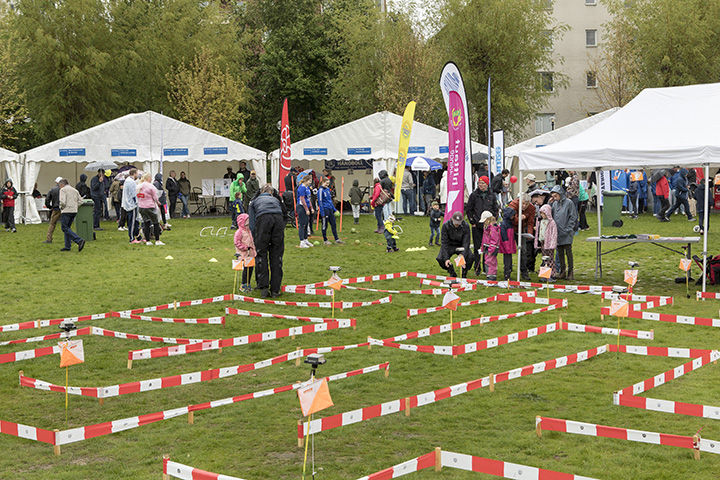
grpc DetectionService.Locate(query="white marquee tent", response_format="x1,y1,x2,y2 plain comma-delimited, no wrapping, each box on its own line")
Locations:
519,82,720,289
21,111,267,224
268,111,487,188
0,147,22,224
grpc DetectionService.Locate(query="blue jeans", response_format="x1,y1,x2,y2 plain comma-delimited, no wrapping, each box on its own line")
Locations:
401,189,415,214
429,225,440,244
374,206,384,230
178,192,190,217
298,208,309,241
60,213,82,249
321,213,338,241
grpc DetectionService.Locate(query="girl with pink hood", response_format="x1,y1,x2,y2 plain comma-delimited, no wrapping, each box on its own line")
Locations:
534,204,557,282
234,213,256,292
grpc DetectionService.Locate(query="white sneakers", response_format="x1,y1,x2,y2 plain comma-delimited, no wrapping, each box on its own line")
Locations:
155,240,165,245
146,241,153,245
300,239,314,248
299,242,310,248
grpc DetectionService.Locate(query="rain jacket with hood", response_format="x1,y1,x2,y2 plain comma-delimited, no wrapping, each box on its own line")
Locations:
550,185,577,245
674,168,689,200
76,174,90,199
1,180,17,207
349,179,363,205
499,208,517,254
230,173,247,201
534,204,557,250
233,213,256,262
153,173,167,204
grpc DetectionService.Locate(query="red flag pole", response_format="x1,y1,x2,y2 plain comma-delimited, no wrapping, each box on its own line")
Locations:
340,177,345,232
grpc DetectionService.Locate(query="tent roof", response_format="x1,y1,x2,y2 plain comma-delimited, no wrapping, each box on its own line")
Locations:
0,146,18,163
519,83,720,172
23,111,266,163
506,107,619,158
269,111,487,161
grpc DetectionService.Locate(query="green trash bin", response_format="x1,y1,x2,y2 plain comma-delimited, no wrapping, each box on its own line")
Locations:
76,200,95,241
602,190,627,228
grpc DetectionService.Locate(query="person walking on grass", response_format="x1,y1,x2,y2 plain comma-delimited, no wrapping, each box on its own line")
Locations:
43,177,63,243
349,179,362,225
655,171,670,222
248,184,286,298
1,179,17,233
318,177,344,245
122,168,141,243
297,174,314,248
370,177,384,233
428,201,443,246
58,179,85,252
137,173,164,245
664,168,695,222
550,185,577,280
234,213,256,293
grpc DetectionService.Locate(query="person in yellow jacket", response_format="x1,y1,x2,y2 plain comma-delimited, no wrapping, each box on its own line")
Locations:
383,214,400,253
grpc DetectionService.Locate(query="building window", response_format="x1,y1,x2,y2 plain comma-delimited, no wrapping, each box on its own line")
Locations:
585,0,596,5
586,29,597,47
542,30,554,51
536,114,556,135
539,72,554,92
586,71,597,88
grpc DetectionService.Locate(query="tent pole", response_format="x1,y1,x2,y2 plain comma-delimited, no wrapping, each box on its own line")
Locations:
595,168,602,280
703,164,709,293
517,170,523,283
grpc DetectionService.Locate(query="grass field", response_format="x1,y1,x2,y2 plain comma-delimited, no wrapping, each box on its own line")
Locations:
1,209,719,479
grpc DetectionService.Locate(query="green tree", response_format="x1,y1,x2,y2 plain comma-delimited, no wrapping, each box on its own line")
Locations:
428,0,566,143
167,47,247,141
606,0,720,89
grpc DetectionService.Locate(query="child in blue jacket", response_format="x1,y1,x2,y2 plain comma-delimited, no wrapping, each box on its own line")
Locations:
318,177,344,245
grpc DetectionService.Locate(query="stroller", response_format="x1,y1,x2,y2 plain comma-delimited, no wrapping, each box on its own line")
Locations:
691,254,720,285
281,190,296,228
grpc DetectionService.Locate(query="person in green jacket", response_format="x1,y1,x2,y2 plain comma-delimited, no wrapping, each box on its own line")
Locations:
578,182,590,231
230,174,247,228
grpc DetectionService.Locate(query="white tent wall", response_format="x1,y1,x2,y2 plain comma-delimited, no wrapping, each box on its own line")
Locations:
23,111,267,215
2,153,24,225
269,111,486,189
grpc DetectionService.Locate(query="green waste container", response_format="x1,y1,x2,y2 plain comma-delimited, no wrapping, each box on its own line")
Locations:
76,200,95,241
602,190,627,228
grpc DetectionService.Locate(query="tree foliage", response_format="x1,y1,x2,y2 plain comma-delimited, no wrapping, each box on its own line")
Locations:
429,0,566,143
167,47,247,141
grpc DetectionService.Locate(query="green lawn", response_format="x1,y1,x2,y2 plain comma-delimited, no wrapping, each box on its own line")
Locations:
1,210,719,479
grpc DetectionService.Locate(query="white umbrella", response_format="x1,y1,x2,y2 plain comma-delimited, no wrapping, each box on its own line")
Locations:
406,156,442,214
84,160,118,171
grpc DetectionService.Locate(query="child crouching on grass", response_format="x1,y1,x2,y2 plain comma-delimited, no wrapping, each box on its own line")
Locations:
384,214,400,253
499,207,516,281
534,204,557,282
481,211,499,281
234,213,256,292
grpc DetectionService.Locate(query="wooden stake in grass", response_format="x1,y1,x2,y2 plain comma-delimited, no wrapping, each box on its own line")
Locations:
53,430,60,456
328,270,342,320
339,177,344,232
609,299,629,359
435,446,442,471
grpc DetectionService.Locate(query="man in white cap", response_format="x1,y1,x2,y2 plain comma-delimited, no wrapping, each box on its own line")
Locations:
524,173,538,194
43,176,64,244
436,211,472,278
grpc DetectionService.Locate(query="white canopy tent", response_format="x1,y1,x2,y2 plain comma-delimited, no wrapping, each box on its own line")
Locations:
269,110,487,188
519,82,720,290
0,147,22,225
21,111,267,224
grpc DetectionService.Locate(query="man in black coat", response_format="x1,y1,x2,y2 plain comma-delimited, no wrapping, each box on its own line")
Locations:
437,212,473,278
90,169,106,230
249,184,288,298
491,169,509,204
165,171,180,218
465,176,498,275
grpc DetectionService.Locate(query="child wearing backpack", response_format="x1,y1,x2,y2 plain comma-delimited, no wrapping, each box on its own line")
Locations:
481,211,500,281
499,207,517,281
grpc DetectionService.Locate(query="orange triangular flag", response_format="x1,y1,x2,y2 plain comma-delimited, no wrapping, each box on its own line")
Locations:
59,339,84,367
454,255,466,267
623,270,638,286
609,299,629,318
297,377,334,416
328,273,343,291
244,257,255,268
232,260,244,271
538,266,552,279
679,258,692,272
442,291,460,311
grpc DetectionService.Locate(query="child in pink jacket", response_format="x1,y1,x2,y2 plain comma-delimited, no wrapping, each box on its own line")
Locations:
481,211,500,281
534,204,557,281
234,213,256,292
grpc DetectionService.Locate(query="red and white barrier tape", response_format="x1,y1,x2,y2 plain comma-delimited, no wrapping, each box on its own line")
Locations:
129,319,355,361
601,292,673,303
562,322,654,340
0,345,60,365
0,313,113,334
697,291,720,300
537,416,720,456
600,305,720,327
121,295,234,314
0,326,209,347
614,393,720,420
407,291,559,317
616,352,714,397
232,294,391,309
225,307,353,324
164,458,246,480
111,312,225,325
300,345,608,437
280,285,333,296
343,285,447,295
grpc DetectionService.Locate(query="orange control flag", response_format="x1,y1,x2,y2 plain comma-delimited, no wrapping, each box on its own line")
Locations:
679,258,692,272
442,291,460,311
298,377,334,416
232,260,244,271
328,273,343,291
59,339,84,367
623,270,638,286
454,255,466,267
538,266,552,279
609,299,629,318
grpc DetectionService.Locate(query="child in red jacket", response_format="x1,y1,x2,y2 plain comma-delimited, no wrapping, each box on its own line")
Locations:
1,179,17,232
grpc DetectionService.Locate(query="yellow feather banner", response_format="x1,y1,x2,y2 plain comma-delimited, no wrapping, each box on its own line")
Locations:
394,101,417,202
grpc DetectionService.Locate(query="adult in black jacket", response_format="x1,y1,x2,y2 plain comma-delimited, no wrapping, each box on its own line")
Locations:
465,176,498,274
165,171,180,218
76,174,90,199
249,185,287,298
90,169,106,230
43,177,63,243
436,212,473,278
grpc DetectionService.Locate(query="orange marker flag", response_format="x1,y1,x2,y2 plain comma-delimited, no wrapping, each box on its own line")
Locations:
59,339,84,367
442,291,460,311
232,260,244,271
538,266,552,279
623,270,638,286
244,257,255,268
298,377,334,416
679,258,692,272
454,255,466,268
609,299,629,318
328,273,343,291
